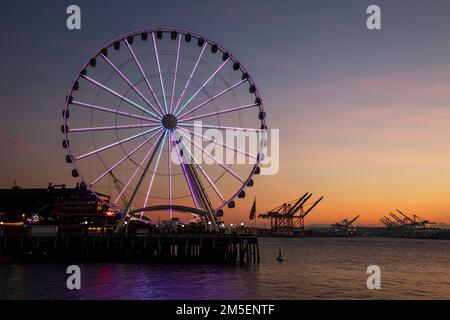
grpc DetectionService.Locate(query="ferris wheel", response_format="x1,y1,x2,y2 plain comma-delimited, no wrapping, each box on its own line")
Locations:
61,28,267,231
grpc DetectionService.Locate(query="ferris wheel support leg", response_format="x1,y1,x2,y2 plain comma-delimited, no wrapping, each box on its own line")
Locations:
173,131,219,231
184,162,218,231
114,133,165,233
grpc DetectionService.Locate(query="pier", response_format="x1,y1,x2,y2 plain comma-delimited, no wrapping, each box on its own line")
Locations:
0,233,260,264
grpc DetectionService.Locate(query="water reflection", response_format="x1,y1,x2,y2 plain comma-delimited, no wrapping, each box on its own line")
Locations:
1,238,449,299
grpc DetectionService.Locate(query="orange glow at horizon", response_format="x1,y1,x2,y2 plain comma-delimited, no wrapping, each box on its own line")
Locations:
222,65,450,226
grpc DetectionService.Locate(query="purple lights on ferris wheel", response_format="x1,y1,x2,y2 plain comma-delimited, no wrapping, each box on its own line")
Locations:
173,42,207,114
100,53,162,117
71,100,159,123
171,131,201,210
113,129,164,206
179,102,260,123
175,131,225,202
125,39,165,115
62,27,266,231
91,128,163,186
177,78,248,120
151,32,169,113
174,57,230,117
169,35,182,114
81,74,161,119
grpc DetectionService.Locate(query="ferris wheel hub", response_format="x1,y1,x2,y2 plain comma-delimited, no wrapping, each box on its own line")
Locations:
161,114,178,130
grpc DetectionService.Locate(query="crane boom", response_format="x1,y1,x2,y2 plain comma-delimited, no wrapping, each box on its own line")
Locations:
348,214,360,226
302,196,324,217
385,216,395,224
389,212,404,224
291,193,313,215
396,209,415,224
258,192,323,234
381,216,396,226
287,193,309,214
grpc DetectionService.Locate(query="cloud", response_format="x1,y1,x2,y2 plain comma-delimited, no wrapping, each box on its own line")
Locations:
0,132,40,153
278,64,450,106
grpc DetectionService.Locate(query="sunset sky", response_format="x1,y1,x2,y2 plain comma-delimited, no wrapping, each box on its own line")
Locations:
2,0,450,225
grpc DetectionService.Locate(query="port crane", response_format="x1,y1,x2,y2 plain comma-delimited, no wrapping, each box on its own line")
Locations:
395,209,435,229
258,193,323,234
332,215,360,235
412,214,435,228
380,210,435,230
332,215,360,229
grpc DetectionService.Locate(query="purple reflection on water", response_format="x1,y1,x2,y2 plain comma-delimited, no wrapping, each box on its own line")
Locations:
0,263,258,300
2,238,450,299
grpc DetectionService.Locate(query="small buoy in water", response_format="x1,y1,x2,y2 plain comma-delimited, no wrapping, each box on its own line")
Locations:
276,249,286,262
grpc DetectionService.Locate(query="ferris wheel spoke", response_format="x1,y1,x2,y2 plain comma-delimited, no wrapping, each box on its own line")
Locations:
74,126,161,161
113,130,164,205
69,123,158,133
172,43,207,114
178,127,257,160
81,75,161,119
142,131,167,209
100,53,163,118
178,123,262,132
177,79,248,120
178,130,246,184
169,36,182,114
179,103,260,123
171,132,201,209
125,39,165,115
71,100,158,123
90,128,163,186
174,131,225,202
175,58,230,117
151,32,169,113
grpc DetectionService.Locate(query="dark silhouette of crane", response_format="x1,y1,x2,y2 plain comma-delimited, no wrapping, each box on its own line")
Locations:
379,216,397,227
258,193,323,234
379,209,436,235
389,212,405,225
395,209,435,229
332,215,360,228
332,215,360,236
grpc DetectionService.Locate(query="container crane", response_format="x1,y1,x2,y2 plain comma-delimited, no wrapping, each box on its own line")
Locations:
396,209,435,229
332,215,360,236
413,214,435,227
258,193,323,234
379,210,436,234
293,196,324,229
332,215,360,228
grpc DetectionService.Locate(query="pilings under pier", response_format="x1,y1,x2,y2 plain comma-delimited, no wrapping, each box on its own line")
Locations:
0,234,260,264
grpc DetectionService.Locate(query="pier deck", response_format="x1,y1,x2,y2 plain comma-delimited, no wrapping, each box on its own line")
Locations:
0,233,260,264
